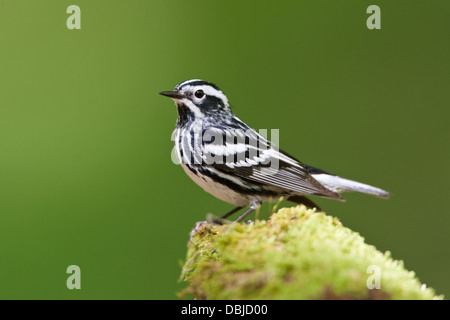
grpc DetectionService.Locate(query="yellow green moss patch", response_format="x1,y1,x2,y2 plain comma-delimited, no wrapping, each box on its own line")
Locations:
180,205,442,300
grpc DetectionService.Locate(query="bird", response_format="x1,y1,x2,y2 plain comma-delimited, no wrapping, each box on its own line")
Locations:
159,79,390,223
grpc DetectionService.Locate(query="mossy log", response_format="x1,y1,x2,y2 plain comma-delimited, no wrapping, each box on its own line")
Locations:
180,205,442,300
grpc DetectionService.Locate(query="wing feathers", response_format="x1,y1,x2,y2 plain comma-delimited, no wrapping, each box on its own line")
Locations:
200,126,343,200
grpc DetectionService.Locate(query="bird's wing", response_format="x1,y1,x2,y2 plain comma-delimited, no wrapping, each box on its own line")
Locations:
200,127,343,200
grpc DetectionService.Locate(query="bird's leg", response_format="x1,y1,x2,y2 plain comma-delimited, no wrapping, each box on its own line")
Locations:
233,201,261,223
212,206,244,224
191,203,259,243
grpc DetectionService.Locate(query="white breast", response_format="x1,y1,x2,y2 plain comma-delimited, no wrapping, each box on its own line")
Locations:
179,162,252,207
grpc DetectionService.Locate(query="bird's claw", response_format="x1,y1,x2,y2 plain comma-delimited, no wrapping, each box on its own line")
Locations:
189,221,209,244
189,214,234,244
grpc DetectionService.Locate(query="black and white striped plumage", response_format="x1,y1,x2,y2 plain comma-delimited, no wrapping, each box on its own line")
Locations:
160,79,389,222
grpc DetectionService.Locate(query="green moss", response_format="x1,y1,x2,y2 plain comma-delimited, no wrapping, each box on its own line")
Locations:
180,205,442,300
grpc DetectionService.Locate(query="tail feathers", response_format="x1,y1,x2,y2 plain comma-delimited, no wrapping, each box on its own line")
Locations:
311,173,390,199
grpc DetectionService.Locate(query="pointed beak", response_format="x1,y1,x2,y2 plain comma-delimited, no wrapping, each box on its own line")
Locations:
159,90,184,99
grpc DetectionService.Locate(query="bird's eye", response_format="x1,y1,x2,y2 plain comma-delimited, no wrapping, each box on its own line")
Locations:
194,90,205,99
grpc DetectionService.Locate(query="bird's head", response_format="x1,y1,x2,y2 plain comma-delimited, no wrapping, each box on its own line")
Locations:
159,79,232,121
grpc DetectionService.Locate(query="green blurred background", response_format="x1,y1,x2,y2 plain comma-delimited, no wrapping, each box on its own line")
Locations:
0,0,448,299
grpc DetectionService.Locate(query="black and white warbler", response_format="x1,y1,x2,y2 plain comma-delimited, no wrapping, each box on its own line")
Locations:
159,79,389,223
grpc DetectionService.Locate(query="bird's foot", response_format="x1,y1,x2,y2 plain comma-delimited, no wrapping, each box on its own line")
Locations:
189,221,209,244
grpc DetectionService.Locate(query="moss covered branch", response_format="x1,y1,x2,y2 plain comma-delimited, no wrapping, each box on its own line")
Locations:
180,205,442,300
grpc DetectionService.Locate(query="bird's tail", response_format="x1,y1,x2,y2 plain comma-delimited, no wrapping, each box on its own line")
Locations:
311,173,390,199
